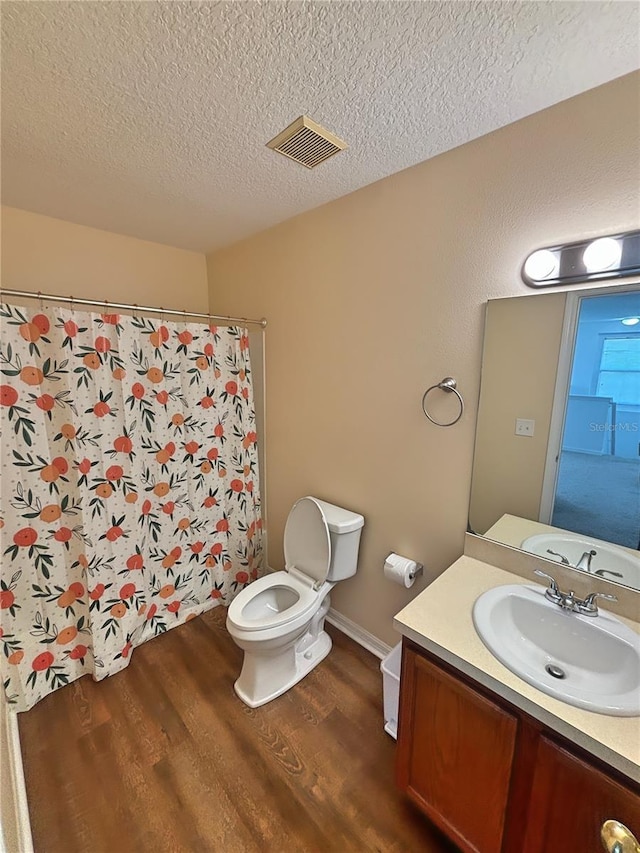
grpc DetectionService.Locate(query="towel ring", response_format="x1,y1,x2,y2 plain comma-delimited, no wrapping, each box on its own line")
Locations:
421,377,464,427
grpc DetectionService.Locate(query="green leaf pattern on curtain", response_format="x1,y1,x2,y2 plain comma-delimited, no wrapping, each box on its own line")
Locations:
0,303,263,711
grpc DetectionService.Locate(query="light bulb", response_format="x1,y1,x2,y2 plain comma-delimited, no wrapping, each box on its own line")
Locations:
621,317,640,326
583,237,622,273
523,249,559,281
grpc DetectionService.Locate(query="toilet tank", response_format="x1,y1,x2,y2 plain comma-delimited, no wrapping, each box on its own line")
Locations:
313,497,364,582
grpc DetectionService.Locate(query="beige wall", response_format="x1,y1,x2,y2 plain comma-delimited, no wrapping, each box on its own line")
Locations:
1,206,208,311
469,292,566,535
206,72,640,646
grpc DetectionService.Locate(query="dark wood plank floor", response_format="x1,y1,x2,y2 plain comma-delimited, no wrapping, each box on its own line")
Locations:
18,608,458,853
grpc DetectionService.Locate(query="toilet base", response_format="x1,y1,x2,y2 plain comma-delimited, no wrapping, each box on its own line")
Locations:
233,629,333,708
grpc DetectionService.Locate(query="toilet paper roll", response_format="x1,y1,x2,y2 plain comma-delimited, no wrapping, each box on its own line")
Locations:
383,553,417,588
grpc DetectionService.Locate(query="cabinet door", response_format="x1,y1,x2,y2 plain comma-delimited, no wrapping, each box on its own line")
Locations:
396,648,518,853
523,737,640,853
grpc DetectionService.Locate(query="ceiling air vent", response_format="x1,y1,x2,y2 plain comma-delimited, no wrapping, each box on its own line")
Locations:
266,115,347,169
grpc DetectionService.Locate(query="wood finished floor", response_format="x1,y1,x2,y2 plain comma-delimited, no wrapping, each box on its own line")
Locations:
18,609,458,853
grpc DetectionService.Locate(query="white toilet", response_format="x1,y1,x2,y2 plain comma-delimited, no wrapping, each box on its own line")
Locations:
226,496,364,708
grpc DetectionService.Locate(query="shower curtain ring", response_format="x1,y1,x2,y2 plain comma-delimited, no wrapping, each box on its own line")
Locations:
37,290,43,311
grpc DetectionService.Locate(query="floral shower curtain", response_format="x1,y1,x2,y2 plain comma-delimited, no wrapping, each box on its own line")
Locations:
0,303,263,711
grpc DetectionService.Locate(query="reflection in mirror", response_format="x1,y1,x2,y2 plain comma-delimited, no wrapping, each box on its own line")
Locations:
469,284,640,592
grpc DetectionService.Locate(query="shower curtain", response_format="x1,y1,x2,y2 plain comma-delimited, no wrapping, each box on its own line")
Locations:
0,302,263,711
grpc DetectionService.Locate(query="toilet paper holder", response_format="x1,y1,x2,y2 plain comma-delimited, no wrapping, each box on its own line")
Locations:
385,552,423,581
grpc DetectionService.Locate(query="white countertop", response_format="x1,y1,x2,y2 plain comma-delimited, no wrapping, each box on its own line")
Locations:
394,555,640,784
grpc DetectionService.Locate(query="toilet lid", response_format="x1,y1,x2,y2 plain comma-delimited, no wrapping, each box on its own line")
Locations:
284,497,331,585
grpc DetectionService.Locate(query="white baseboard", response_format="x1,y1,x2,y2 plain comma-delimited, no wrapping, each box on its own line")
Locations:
326,608,392,660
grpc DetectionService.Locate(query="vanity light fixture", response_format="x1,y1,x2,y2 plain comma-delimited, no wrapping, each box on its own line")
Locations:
621,316,640,326
522,229,640,288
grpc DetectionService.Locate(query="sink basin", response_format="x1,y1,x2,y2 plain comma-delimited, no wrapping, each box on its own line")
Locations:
473,584,640,716
521,532,640,590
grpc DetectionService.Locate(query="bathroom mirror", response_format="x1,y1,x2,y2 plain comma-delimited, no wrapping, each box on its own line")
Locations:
469,283,640,592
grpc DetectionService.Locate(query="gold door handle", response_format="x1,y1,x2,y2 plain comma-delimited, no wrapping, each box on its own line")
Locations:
601,820,640,853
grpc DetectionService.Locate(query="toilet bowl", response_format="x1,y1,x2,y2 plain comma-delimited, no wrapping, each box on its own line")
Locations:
226,496,364,708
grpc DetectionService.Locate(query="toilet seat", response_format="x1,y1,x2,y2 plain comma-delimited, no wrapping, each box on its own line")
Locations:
227,571,320,632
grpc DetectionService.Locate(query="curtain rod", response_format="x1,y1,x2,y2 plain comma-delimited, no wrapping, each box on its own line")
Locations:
0,287,267,328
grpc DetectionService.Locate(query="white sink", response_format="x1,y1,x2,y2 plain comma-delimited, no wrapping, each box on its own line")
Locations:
473,584,640,716
521,532,640,590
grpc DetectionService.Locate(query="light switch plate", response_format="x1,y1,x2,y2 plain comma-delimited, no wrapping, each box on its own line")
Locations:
515,418,535,437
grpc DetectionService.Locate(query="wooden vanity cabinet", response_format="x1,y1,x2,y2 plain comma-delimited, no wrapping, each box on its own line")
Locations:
395,648,518,852
522,738,640,853
396,640,640,853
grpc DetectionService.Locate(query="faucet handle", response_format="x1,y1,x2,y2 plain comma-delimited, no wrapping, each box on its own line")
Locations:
534,569,561,596
577,590,618,616
546,549,571,566
585,592,618,601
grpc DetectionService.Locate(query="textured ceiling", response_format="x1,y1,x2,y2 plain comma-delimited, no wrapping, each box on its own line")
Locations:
2,1,639,253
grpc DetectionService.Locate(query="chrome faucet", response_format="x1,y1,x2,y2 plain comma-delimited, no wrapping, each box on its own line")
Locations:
576,549,597,572
544,548,599,572
534,569,617,617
